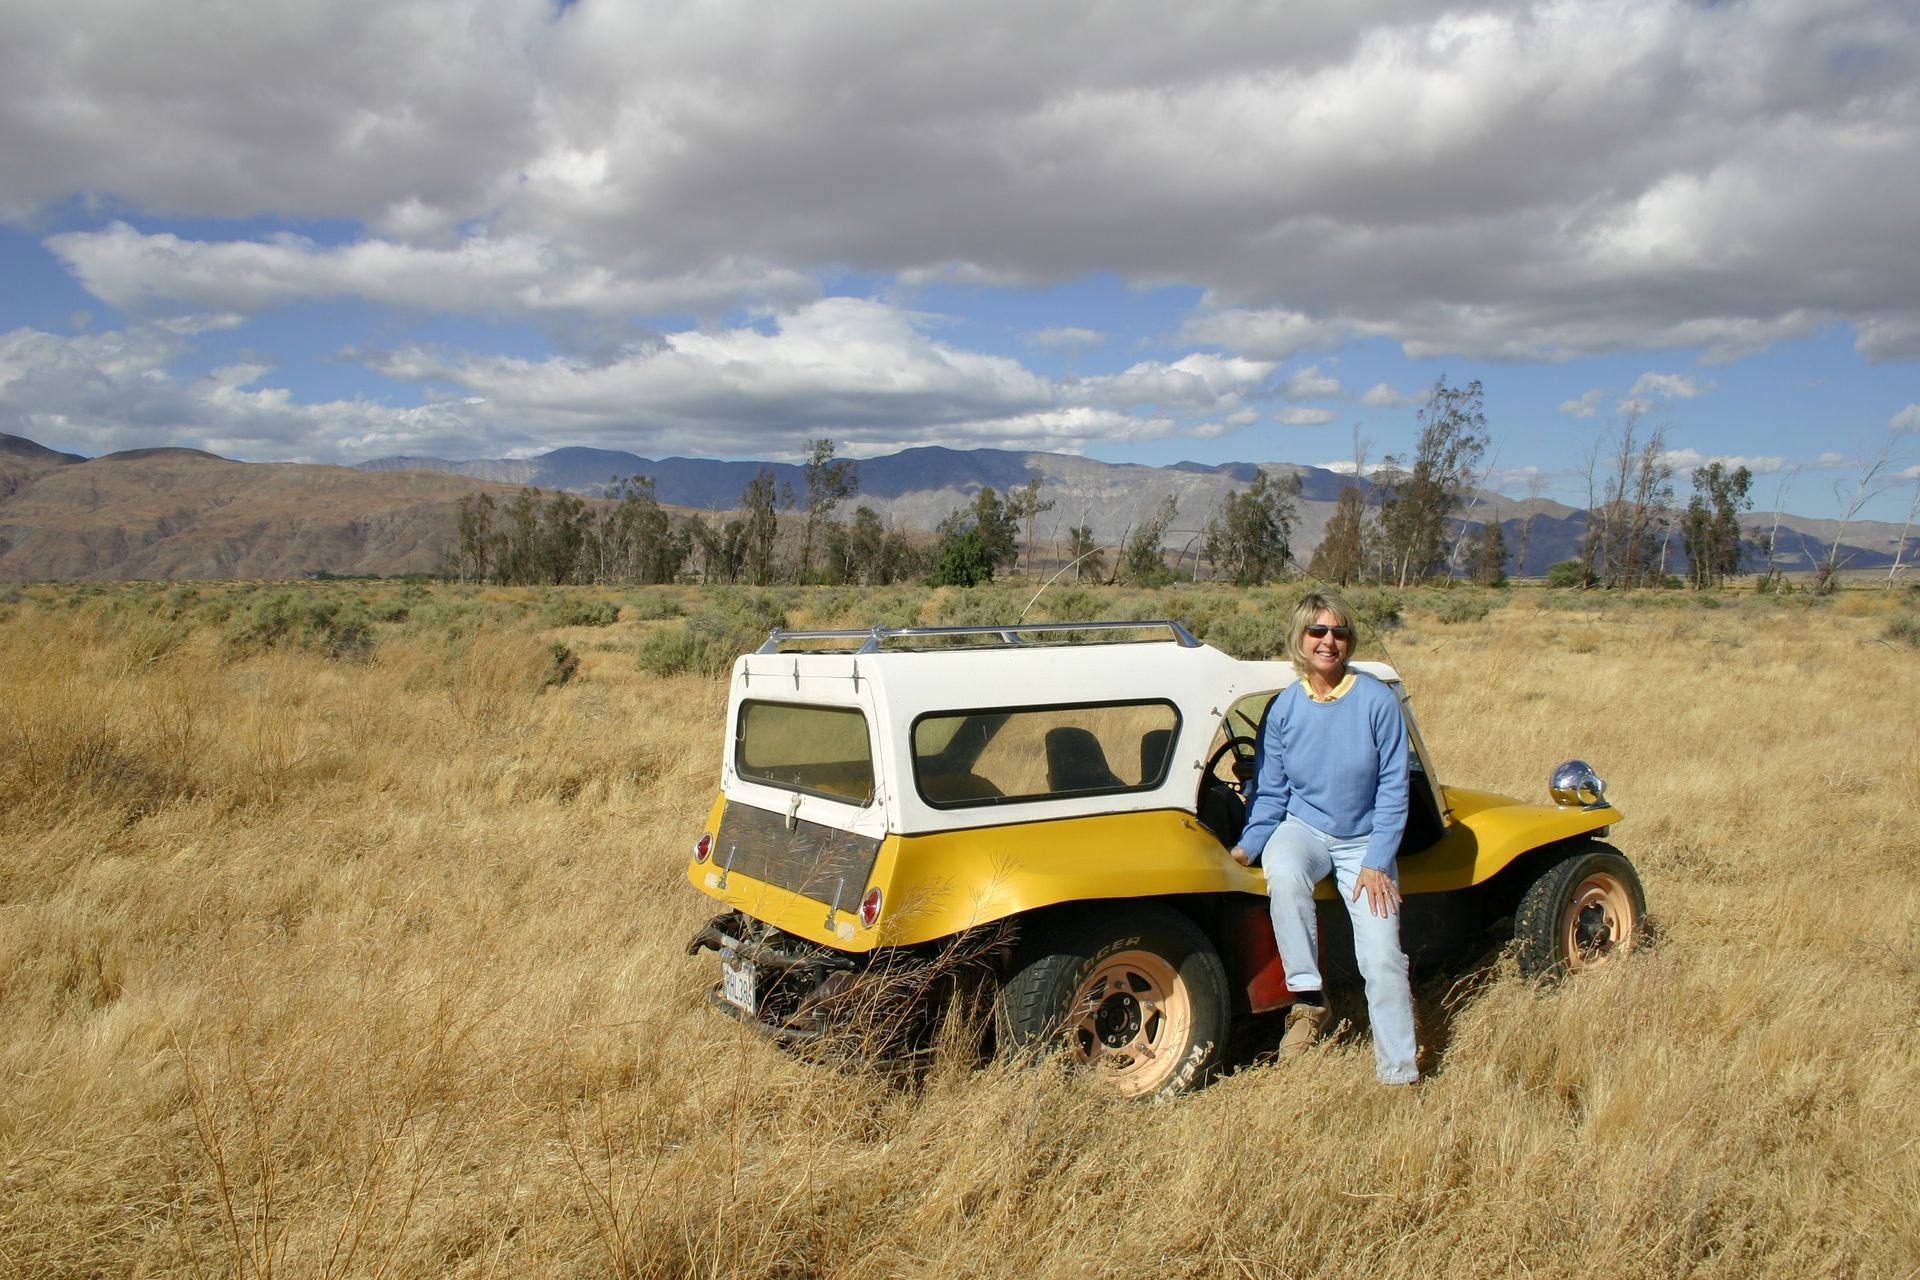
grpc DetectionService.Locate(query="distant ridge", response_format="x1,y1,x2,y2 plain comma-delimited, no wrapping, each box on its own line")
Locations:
98,446,231,463
0,431,1912,580
1,434,85,465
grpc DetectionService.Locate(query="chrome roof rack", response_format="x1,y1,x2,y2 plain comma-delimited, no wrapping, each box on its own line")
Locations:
754,619,1203,655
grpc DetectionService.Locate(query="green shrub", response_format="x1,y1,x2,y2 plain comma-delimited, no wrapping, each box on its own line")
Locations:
1205,611,1287,660
542,595,620,628
1344,587,1403,633
1545,560,1587,589
925,586,1026,628
1884,612,1920,649
222,589,375,659
635,625,709,676
542,641,580,686
1430,591,1496,624
637,592,788,678
928,530,994,587
623,589,683,621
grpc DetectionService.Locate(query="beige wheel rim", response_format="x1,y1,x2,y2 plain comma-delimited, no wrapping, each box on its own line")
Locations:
1562,872,1638,971
1066,949,1193,1097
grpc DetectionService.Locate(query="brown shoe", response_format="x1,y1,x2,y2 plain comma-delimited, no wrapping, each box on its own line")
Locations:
1276,1000,1330,1060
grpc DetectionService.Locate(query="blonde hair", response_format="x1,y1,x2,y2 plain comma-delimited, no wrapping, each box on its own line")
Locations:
1286,589,1359,671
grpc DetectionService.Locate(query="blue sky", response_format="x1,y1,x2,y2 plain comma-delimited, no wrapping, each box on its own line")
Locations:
2,0,1917,520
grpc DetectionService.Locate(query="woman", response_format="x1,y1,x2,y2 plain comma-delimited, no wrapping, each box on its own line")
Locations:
1230,590,1418,1085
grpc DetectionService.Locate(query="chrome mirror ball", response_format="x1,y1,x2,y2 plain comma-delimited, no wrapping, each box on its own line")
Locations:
1550,760,1608,810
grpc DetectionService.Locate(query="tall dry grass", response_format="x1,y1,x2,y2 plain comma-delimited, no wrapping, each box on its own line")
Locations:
1,582,1916,1278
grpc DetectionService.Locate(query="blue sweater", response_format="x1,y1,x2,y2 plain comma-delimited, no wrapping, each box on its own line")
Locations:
1238,672,1411,871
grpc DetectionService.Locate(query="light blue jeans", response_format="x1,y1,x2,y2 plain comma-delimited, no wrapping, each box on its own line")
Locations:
1262,814,1420,1084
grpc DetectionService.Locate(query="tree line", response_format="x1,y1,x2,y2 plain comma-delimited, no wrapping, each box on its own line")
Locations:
450,439,926,587
449,386,1790,591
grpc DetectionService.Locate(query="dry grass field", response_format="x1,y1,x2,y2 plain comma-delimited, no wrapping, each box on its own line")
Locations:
2,581,1917,1278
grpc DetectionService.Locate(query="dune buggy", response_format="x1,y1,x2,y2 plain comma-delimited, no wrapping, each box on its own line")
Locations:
685,620,1643,1098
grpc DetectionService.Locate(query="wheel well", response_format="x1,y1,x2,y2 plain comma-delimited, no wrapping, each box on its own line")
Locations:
998,893,1239,947
1476,835,1609,917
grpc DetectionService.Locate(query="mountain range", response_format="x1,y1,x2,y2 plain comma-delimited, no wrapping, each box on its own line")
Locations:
2,433,1913,581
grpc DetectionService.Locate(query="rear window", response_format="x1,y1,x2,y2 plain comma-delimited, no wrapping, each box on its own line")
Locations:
735,702,874,804
912,700,1180,808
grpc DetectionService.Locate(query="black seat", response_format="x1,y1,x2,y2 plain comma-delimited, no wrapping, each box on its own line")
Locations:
1045,727,1125,792
1139,728,1173,784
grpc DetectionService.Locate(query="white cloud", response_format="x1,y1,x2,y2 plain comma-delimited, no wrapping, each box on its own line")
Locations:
1073,352,1276,411
1361,382,1416,409
1630,371,1716,401
370,297,1060,448
1323,459,1394,477
1281,365,1340,399
1661,448,1789,475
1891,404,1920,433
46,223,816,321
0,295,1316,464
0,0,549,225
5,0,1920,458
1276,407,1338,427
0,318,446,460
1179,308,1336,361
1560,390,1607,418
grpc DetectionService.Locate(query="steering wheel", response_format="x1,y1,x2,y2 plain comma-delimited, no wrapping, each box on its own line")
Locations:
1204,734,1259,794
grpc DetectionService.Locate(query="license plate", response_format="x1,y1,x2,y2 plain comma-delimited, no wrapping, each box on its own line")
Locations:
720,952,756,1013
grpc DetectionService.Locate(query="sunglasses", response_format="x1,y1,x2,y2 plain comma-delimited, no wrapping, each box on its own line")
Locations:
1304,624,1352,640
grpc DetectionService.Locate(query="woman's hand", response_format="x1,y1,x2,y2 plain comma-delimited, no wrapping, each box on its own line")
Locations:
1352,866,1401,917
1229,846,1251,866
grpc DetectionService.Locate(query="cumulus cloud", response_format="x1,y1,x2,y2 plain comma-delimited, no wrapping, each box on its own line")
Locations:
0,317,456,460
6,295,1290,462
1072,352,1277,411
1892,404,1920,433
1323,459,1395,477
1660,448,1789,475
0,0,549,225
1276,407,1338,427
1361,382,1416,409
8,2,1917,361
1179,308,1335,360
46,223,816,321
1560,390,1607,418
1630,372,1716,402
1281,365,1340,399
4,0,1920,466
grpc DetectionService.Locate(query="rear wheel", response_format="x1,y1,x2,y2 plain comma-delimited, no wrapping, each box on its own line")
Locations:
1513,843,1646,976
996,905,1229,1099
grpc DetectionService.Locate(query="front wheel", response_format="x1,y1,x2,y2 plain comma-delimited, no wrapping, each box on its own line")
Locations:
996,905,1230,1099
1512,843,1646,976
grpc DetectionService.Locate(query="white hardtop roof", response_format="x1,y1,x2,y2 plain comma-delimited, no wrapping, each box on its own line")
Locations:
731,621,1401,707
723,622,1402,836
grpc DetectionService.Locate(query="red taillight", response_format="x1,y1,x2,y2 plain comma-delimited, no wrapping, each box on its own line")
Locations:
694,833,713,864
859,886,883,928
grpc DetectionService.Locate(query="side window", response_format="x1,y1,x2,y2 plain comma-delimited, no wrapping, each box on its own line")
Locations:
912,701,1180,808
735,702,874,804
1208,691,1278,786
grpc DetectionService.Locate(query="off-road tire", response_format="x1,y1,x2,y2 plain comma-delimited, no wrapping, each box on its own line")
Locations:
1513,842,1646,977
996,904,1229,1100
